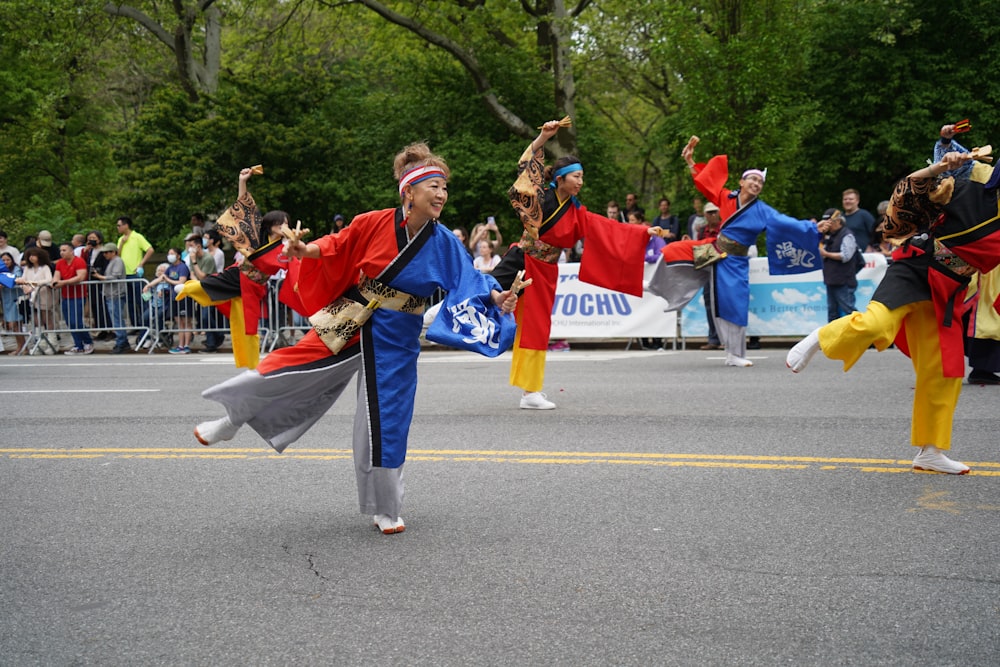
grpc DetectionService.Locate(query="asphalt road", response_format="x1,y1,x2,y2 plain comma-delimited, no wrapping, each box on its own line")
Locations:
1,345,998,666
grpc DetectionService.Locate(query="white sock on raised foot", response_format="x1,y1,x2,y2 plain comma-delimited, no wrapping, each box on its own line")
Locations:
194,415,239,446
786,328,822,373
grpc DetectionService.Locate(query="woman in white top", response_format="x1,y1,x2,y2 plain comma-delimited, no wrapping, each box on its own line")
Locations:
473,239,500,273
15,247,56,335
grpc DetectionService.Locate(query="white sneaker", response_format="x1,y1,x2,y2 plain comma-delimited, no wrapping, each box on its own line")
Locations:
912,445,970,475
194,416,239,446
82,344,94,355
374,514,405,534
725,354,753,367
520,391,556,410
786,328,821,373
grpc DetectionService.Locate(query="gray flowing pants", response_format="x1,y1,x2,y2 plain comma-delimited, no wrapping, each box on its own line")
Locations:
202,347,405,519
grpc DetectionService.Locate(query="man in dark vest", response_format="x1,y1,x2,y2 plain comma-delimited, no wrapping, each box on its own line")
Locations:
819,208,859,321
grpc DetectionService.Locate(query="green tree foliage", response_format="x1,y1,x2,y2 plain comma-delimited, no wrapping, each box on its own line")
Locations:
800,0,1000,214
580,0,823,218
3,0,999,248
0,1,123,241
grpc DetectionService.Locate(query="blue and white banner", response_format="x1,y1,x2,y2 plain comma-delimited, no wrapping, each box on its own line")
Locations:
680,253,888,337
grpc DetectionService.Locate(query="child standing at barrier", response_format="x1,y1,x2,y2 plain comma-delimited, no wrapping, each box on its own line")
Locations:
140,263,171,349
160,248,191,354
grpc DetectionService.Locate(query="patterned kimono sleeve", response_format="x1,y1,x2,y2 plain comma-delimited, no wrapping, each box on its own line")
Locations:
508,144,547,238
215,192,264,255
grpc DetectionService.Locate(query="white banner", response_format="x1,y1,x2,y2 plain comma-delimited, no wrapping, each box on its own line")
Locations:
549,263,676,339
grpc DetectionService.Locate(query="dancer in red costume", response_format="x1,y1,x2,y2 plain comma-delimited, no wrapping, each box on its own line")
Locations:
490,119,653,409
647,136,822,367
177,167,304,369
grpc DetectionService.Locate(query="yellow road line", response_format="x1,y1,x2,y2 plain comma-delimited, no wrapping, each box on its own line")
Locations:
2,448,999,475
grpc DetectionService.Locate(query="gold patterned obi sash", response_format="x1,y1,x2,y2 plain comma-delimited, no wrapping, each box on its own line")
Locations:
692,241,728,270
239,261,270,285
932,238,976,278
715,233,750,257
517,230,563,264
310,276,427,354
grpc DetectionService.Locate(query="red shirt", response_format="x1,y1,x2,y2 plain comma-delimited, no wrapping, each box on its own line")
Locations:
54,255,88,300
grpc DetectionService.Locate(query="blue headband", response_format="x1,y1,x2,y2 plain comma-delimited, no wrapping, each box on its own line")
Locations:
550,162,584,209
553,163,583,179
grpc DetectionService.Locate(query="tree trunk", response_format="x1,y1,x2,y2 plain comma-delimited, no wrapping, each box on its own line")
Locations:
104,1,221,102
352,0,578,157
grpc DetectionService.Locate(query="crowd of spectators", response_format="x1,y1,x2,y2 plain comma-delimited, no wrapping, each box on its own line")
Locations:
0,217,311,356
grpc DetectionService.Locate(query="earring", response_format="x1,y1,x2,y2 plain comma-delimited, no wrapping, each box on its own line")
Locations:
402,194,412,224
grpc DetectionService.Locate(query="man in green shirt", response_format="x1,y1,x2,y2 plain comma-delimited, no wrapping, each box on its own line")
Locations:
115,216,155,332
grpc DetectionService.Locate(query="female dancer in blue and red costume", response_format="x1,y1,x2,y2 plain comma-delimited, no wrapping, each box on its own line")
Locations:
491,119,652,410
787,149,1000,474
194,143,519,534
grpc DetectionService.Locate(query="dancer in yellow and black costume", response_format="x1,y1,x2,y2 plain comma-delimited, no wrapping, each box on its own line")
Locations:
177,167,305,369
786,149,1000,474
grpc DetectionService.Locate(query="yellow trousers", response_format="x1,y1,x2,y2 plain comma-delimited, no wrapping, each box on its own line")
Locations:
819,300,961,450
509,307,546,393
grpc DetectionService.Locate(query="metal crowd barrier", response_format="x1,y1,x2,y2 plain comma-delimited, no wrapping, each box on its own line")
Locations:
9,277,236,356
4,276,449,356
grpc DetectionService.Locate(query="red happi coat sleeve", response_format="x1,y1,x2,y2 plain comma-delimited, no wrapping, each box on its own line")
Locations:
575,208,651,297
692,155,738,222
294,208,400,316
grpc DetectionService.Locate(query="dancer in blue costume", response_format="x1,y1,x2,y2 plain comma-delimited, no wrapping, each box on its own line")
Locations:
648,136,823,366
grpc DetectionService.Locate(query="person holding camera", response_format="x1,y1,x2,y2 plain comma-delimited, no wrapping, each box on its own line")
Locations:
84,230,113,340
468,217,504,255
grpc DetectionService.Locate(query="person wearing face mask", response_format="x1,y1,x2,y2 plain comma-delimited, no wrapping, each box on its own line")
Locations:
84,230,113,340
647,135,823,368
203,230,225,272
185,233,225,352
160,248,192,353
490,119,653,410
193,142,519,535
